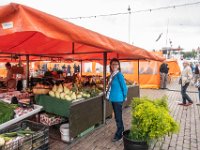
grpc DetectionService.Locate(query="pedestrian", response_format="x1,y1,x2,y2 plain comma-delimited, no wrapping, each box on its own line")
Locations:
178,61,193,106
194,63,199,84
106,58,128,142
195,78,200,106
159,60,169,89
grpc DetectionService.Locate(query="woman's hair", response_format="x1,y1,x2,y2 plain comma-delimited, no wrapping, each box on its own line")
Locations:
5,62,11,68
110,58,121,72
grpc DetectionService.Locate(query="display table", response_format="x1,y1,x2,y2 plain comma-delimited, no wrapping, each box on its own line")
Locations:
69,94,104,138
35,94,104,139
35,95,72,117
124,85,140,107
34,86,139,140
0,104,43,130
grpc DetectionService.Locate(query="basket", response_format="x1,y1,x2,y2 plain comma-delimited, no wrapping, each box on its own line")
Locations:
33,88,50,95
0,120,49,150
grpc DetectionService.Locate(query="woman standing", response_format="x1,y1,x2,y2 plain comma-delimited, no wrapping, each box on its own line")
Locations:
178,61,193,106
106,58,128,142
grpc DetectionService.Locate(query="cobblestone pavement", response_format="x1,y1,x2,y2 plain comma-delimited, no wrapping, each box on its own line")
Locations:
50,80,200,150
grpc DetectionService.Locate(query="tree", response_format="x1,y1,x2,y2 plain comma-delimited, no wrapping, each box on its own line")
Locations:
181,50,197,59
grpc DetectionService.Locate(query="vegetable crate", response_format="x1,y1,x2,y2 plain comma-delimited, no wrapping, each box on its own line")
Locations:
0,120,49,150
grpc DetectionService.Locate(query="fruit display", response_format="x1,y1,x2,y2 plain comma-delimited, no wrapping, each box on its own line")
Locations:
49,84,82,101
48,83,102,101
32,83,50,95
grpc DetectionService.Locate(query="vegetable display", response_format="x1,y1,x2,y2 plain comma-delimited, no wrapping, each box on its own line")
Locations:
0,127,35,147
0,101,17,125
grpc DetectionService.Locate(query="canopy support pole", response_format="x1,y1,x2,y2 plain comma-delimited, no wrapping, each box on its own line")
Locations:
80,60,83,76
103,52,107,124
26,55,30,88
19,55,22,67
137,59,140,97
72,42,75,54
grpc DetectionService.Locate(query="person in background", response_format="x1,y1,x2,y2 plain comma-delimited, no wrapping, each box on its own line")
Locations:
159,60,169,89
178,61,193,106
194,63,199,84
67,65,71,76
190,62,195,73
195,78,200,106
4,62,16,89
77,65,80,73
106,58,128,142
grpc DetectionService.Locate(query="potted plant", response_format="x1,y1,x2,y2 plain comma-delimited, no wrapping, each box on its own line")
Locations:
123,96,179,150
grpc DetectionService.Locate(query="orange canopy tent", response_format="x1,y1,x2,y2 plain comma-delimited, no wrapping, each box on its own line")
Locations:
0,3,164,62
166,59,181,77
0,3,166,124
71,58,180,89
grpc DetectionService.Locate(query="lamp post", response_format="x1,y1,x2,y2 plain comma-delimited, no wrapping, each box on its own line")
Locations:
128,5,131,44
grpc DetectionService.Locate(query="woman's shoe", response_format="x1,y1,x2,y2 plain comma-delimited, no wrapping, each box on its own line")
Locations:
112,137,122,142
188,102,193,105
178,103,189,106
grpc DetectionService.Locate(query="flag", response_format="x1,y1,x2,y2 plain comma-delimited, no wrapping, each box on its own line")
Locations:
156,33,163,42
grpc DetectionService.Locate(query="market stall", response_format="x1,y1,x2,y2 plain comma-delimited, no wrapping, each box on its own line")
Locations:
0,2,164,144
0,91,43,129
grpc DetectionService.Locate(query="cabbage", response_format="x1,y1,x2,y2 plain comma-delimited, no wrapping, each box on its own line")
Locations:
49,91,55,97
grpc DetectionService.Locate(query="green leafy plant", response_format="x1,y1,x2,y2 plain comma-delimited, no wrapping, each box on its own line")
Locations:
129,96,179,143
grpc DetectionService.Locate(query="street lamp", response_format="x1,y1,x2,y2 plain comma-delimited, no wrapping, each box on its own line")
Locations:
128,5,131,44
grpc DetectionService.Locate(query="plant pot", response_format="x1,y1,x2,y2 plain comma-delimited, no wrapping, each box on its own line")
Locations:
123,130,148,150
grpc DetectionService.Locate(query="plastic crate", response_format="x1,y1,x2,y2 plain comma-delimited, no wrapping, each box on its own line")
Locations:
0,120,49,150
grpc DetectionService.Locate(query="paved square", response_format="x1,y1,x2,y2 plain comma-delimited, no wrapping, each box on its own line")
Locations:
50,80,200,150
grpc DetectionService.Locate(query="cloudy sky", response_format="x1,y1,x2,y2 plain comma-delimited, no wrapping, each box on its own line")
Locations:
0,0,200,51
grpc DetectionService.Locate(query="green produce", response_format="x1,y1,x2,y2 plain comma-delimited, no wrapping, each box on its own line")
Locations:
82,93,91,98
0,128,35,139
0,101,17,124
3,132,17,137
17,130,34,135
2,136,12,142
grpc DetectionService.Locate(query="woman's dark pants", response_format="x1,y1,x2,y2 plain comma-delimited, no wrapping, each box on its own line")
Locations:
112,102,124,139
181,83,192,104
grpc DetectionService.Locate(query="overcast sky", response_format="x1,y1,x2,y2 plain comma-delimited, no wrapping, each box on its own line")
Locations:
1,0,200,51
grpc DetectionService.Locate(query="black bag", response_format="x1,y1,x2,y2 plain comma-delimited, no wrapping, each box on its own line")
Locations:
178,78,182,84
